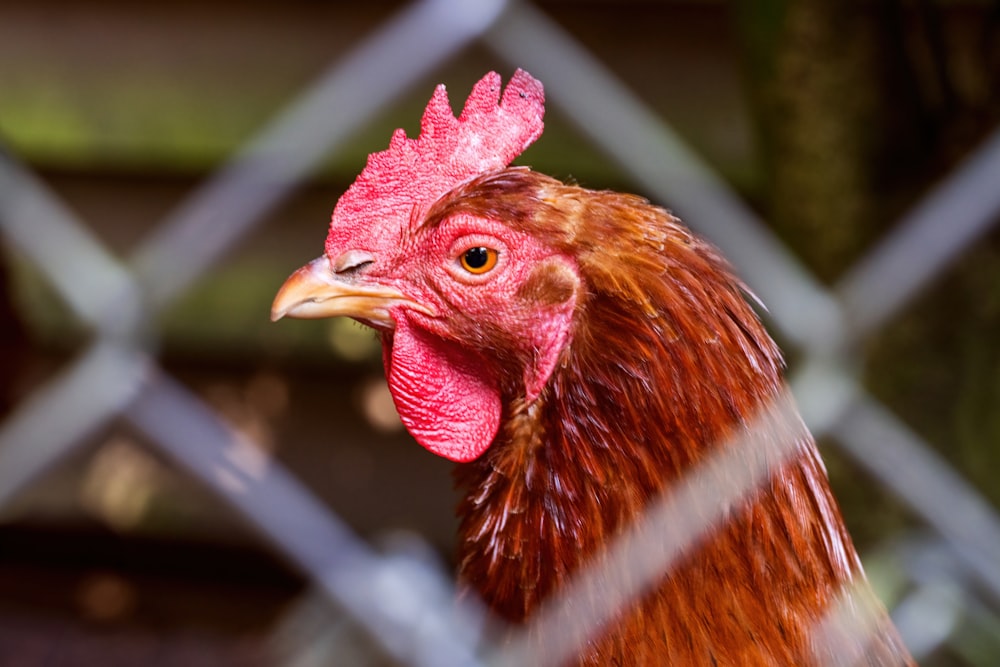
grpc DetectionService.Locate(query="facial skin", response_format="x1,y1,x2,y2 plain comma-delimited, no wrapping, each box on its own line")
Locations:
273,196,579,462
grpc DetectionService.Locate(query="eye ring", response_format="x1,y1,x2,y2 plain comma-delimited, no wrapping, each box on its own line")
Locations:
459,246,499,275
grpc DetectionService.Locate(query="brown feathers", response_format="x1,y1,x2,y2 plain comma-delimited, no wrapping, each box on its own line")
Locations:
452,169,912,665
274,70,911,664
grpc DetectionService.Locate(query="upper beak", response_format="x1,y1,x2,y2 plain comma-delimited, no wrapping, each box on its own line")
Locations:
270,256,430,328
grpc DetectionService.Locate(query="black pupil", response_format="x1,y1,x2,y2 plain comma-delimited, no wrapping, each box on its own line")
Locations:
464,247,490,269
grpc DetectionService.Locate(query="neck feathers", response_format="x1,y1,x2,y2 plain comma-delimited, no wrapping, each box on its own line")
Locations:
453,175,907,663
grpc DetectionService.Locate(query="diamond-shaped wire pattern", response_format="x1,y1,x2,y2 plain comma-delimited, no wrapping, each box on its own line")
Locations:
1,1,998,664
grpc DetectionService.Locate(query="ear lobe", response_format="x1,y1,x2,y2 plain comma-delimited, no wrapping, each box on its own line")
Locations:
516,259,579,306
519,259,579,402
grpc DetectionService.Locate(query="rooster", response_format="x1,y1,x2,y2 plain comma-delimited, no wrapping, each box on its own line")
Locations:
271,70,913,665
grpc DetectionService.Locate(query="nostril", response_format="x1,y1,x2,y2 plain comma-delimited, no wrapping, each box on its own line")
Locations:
332,249,375,274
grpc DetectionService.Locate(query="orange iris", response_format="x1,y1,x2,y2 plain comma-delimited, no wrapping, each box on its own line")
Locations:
460,247,499,274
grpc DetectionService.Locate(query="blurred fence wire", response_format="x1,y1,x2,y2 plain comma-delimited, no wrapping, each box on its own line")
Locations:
2,0,1000,665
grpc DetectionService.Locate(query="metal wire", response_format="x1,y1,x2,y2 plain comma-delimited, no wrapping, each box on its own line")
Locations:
837,126,1000,340
0,154,140,333
131,0,511,311
484,2,845,353
0,0,998,665
0,342,151,507
0,1,508,663
491,386,813,667
127,373,487,667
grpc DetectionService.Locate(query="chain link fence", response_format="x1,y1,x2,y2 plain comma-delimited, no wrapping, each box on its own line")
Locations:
2,1,999,664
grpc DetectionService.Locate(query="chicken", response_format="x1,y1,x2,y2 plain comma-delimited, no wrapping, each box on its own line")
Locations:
271,70,913,665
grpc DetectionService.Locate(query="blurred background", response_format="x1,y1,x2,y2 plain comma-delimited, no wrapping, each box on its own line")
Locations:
1,0,999,664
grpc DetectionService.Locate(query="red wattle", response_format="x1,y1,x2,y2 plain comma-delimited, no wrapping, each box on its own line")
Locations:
383,316,501,462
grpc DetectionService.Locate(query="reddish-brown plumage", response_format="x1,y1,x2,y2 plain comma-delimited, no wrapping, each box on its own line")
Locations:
448,169,913,665
272,71,914,666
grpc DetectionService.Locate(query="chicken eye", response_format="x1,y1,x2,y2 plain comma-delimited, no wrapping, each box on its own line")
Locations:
460,246,499,275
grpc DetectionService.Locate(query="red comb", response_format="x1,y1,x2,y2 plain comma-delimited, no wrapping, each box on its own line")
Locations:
325,70,545,256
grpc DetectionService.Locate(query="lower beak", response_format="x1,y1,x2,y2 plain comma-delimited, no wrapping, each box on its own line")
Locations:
270,256,428,328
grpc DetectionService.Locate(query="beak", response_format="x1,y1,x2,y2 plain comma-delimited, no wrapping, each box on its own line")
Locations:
271,256,430,328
